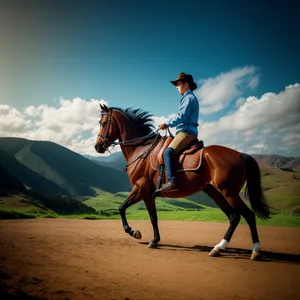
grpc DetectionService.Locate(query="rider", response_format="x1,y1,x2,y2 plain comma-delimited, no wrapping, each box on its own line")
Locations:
157,72,199,192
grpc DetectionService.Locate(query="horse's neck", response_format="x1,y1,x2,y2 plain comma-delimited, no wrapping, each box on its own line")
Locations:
116,114,146,162
119,128,154,162
120,142,152,163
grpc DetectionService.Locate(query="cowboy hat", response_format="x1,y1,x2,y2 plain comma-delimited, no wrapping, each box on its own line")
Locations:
170,72,197,91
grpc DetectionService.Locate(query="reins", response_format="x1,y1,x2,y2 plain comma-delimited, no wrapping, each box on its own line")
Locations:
123,133,161,172
122,128,173,172
98,110,160,150
111,131,159,146
98,108,173,171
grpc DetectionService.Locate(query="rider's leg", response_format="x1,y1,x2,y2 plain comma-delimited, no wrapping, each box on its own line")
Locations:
163,147,177,186
158,132,197,192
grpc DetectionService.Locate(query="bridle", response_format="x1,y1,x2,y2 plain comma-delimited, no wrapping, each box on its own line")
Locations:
97,109,174,171
97,110,160,152
98,111,113,150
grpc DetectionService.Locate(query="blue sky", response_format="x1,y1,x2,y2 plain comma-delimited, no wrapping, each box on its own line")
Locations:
1,0,300,156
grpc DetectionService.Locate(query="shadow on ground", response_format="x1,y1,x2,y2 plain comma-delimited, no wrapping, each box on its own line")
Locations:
139,242,300,264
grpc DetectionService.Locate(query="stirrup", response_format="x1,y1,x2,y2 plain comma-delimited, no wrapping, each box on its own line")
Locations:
155,182,178,192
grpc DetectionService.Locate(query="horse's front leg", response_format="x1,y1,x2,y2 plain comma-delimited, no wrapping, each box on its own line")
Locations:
119,184,143,239
143,195,160,248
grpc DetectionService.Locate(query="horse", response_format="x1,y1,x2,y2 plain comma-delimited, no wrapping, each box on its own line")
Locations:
94,104,271,260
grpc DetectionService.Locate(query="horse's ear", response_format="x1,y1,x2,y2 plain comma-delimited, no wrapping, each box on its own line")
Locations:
99,103,109,112
102,104,109,112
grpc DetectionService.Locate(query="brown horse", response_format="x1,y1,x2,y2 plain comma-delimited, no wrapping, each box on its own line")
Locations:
95,104,271,260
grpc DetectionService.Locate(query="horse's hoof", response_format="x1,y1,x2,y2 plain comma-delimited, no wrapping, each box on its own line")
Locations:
209,249,221,257
133,230,142,239
251,251,261,261
148,242,158,249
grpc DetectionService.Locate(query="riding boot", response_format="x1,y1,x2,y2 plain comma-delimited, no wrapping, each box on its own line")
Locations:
157,147,178,192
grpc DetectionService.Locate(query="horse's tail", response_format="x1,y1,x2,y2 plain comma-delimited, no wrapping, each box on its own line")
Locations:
240,153,271,220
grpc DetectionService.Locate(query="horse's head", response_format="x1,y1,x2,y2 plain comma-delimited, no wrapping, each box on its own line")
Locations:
95,104,119,153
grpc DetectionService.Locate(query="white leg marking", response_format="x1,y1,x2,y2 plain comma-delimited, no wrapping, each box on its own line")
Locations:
253,242,261,253
251,242,262,260
213,239,229,252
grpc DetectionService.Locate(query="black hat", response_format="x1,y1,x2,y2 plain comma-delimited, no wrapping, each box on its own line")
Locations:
170,72,197,91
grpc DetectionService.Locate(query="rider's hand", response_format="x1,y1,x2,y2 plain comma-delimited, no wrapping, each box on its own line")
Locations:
159,123,168,130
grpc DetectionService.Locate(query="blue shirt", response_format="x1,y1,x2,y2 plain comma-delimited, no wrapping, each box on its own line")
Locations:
165,91,199,136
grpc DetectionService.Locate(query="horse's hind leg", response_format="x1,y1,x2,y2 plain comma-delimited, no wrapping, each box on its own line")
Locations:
203,185,241,257
222,191,261,260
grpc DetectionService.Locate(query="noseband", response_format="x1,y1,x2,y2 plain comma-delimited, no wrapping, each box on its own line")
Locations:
98,112,113,150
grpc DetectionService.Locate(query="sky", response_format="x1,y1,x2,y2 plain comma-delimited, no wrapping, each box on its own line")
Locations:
1,0,300,157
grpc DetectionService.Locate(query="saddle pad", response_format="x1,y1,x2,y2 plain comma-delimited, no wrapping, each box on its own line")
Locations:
150,144,204,172
177,148,204,172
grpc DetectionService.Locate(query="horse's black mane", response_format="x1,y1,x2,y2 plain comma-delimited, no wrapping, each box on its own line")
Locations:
111,107,156,136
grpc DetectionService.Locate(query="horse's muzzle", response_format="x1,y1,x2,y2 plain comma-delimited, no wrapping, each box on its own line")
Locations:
95,144,105,154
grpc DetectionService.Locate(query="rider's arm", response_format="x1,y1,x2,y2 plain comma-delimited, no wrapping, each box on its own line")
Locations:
165,95,193,128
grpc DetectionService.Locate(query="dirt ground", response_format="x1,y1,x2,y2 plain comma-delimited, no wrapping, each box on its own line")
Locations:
0,219,300,300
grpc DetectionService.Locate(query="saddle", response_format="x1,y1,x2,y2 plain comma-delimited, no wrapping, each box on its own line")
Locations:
150,136,205,190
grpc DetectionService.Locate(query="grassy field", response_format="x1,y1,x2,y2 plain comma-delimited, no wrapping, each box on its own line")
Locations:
0,194,53,215
1,166,299,227
261,167,300,212
124,209,300,227
38,210,300,228
83,191,207,212
1,195,299,227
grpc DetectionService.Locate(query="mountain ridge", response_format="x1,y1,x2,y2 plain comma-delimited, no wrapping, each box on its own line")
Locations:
1,137,299,212
0,137,131,196
88,151,300,171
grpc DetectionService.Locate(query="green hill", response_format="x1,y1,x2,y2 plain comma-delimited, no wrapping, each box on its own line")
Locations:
0,149,67,195
1,137,299,218
86,152,127,171
0,164,26,194
0,191,97,217
186,192,218,208
260,167,300,213
85,152,300,212
82,168,300,215
83,191,210,214
0,137,131,196
0,193,53,215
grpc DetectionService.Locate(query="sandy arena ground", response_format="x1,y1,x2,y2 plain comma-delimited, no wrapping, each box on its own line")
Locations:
0,218,300,300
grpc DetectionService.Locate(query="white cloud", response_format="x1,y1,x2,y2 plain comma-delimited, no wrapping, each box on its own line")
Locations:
0,98,108,156
235,97,245,107
0,104,10,114
248,75,260,89
196,66,258,115
154,80,299,156
24,105,40,117
198,83,300,156
0,104,32,133
281,133,300,147
249,143,268,150
1,78,299,158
